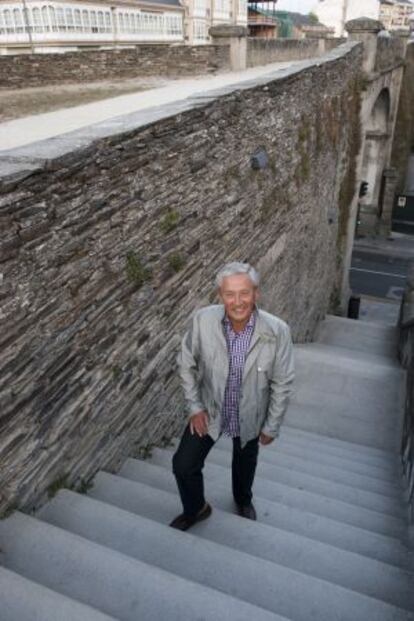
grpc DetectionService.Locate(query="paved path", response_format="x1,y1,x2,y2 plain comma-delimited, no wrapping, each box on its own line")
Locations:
0,61,303,151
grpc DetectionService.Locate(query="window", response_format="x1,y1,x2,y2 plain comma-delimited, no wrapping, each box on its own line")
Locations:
82,10,90,31
74,9,82,31
56,7,65,31
97,11,104,32
90,10,98,33
65,8,75,31
4,9,14,34
31,8,43,33
13,8,24,33
105,12,111,33
49,6,57,32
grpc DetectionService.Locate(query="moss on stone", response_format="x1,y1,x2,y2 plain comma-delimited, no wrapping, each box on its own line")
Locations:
160,210,180,234
168,253,186,273
47,474,70,499
125,251,152,288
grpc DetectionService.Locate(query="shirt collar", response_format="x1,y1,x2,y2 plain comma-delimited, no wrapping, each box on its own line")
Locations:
223,308,257,334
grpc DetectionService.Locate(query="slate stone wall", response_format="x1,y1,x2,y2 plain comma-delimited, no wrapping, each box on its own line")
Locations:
391,41,414,194
398,263,414,523
0,43,363,515
375,36,405,73
0,44,230,89
247,38,321,67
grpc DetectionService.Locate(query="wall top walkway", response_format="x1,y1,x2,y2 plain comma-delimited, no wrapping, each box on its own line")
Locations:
0,41,359,185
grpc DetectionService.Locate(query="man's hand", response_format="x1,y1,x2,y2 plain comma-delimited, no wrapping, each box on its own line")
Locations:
259,432,274,446
189,411,209,437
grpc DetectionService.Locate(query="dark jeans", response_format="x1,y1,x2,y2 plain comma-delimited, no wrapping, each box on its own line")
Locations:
172,425,259,517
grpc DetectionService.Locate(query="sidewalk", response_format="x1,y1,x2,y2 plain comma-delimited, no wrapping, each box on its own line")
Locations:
0,59,303,151
352,232,414,326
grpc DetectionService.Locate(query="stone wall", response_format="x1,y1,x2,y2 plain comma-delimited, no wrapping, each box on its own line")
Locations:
247,38,321,68
375,35,405,73
0,45,230,89
0,42,363,515
398,263,414,523
391,41,414,194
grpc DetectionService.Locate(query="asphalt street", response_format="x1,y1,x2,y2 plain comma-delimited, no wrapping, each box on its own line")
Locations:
350,249,410,301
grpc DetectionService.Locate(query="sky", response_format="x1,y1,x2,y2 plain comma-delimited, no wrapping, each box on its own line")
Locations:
260,0,318,15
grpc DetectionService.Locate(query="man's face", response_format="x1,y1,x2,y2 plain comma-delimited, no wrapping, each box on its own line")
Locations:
219,273,258,328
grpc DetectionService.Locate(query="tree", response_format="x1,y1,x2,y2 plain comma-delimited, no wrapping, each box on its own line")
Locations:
308,11,319,24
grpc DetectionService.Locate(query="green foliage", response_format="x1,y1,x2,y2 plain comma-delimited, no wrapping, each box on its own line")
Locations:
78,478,94,494
160,210,180,234
296,115,312,183
112,365,122,380
308,11,319,24
47,474,70,499
138,444,154,460
125,251,151,288
168,253,186,273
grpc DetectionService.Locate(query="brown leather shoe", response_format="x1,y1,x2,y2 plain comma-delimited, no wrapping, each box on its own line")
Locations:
169,503,212,531
237,503,257,520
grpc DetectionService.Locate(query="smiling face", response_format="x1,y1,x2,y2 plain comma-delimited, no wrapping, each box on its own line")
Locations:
219,273,259,332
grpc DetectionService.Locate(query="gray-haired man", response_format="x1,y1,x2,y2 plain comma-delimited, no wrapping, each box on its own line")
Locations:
170,262,295,531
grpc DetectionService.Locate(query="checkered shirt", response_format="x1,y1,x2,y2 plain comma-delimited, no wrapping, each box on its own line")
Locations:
221,311,256,437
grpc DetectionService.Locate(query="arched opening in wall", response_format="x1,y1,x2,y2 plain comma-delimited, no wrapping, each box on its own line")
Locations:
357,88,391,236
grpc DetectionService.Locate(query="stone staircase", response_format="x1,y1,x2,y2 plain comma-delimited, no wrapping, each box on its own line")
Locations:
1,314,414,621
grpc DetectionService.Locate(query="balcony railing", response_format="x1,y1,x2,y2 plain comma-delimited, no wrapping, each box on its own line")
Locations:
248,14,277,25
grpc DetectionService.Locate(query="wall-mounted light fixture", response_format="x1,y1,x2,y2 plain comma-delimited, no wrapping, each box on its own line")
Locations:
250,147,269,170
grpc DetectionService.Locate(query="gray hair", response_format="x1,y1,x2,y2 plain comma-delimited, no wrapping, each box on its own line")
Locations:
215,262,260,289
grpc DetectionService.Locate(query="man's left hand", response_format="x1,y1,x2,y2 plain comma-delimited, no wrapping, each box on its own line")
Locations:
259,432,274,446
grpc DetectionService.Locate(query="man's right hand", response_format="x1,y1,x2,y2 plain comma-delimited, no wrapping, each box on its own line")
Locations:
189,411,209,437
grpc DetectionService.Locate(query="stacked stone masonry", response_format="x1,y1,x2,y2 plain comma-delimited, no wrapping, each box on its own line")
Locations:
0,38,342,90
0,43,363,515
375,36,405,73
0,45,230,90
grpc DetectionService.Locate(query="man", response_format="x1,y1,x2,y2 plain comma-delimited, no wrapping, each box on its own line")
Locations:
170,262,294,531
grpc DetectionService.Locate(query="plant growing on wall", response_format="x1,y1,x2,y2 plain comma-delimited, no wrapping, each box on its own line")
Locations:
160,210,180,234
125,251,151,287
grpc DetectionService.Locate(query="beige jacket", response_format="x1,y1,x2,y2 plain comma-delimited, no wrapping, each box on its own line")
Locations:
178,305,295,447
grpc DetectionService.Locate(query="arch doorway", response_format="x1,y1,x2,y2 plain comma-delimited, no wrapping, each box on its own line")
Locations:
357,88,391,236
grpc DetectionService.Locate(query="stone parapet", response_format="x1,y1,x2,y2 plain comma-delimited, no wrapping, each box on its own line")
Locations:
0,45,230,90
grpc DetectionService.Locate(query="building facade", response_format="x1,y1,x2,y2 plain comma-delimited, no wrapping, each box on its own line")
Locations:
0,0,247,52
380,0,413,31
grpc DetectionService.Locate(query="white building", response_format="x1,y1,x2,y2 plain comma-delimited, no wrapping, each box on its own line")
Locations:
380,0,413,31
312,0,380,36
0,0,247,52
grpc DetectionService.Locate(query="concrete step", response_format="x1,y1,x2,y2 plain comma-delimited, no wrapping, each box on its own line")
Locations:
283,402,402,453
208,438,403,498
295,342,400,371
84,477,414,619
137,453,406,536
118,459,412,568
292,369,403,422
0,566,118,621
280,426,400,463
315,315,398,356
276,432,400,476
0,512,284,621
152,447,406,518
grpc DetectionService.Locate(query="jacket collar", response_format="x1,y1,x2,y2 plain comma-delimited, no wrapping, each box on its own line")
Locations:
214,305,273,378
